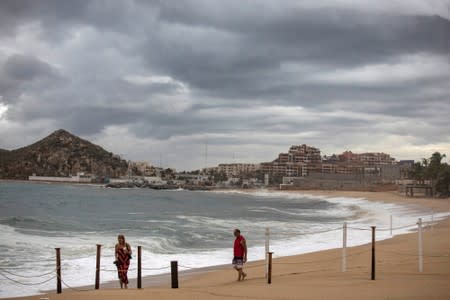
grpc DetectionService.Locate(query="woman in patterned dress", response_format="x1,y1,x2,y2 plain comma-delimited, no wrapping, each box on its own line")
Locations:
115,234,132,289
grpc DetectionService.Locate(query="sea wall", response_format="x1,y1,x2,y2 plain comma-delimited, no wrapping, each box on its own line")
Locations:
281,172,396,191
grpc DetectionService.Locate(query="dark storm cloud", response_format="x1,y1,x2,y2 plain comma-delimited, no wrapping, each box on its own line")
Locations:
156,3,450,60
0,0,140,38
1,1,448,101
0,54,64,105
4,72,188,133
152,3,449,68
63,106,142,135
3,54,58,81
0,1,87,38
0,0,449,169
134,4,449,109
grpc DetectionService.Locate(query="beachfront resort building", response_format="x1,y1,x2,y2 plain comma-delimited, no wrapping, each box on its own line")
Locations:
130,161,168,177
216,163,261,177
204,143,403,189
258,144,404,188
338,151,396,166
261,144,322,177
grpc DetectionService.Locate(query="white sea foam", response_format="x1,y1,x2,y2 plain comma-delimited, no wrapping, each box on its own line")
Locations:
1,190,448,298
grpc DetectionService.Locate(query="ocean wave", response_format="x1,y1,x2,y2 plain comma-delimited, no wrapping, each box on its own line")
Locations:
247,205,358,219
0,216,96,234
213,189,329,203
0,216,61,231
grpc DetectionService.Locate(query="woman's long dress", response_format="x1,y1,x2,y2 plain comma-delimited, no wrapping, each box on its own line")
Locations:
116,246,130,284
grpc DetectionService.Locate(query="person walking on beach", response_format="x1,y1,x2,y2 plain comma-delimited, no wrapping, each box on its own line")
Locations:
232,229,247,281
115,234,132,289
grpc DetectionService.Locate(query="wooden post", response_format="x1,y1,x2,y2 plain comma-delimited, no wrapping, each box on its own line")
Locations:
265,228,270,278
342,222,347,272
55,248,62,294
137,246,142,289
95,244,101,289
371,226,376,280
418,218,423,272
171,261,178,288
268,252,273,284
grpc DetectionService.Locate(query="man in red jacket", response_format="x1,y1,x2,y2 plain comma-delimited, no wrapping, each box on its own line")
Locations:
232,228,247,281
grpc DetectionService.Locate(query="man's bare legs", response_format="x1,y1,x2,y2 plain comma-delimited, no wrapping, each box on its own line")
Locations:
235,267,247,281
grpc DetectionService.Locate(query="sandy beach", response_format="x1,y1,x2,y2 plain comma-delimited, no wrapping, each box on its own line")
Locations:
5,190,450,300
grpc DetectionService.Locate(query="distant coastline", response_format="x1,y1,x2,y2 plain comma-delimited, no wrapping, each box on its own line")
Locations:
0,178,104,187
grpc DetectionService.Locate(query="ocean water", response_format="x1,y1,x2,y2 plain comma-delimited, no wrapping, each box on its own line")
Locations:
0,182,445,298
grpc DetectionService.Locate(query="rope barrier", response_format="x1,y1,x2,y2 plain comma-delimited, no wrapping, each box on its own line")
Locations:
0,268,56,279
273,227,343,239
56,273,91,292
0,268,91,292
100,266,139,272
100,268,118,272
302,227,342,235
178,262,267,270
347,223,419,231
0,270,56,286
141,266,171,271
0,266,44,270
266,221,424,240
273,247,371,265
351,220,436,233
95,263,186,286
376,223,418,231
178,264,196,269
347,226,372,231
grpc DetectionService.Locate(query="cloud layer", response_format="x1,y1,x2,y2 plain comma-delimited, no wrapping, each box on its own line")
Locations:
0,0,449,170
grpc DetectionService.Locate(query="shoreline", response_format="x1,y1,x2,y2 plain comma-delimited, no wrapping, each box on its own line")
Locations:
3,190,450,300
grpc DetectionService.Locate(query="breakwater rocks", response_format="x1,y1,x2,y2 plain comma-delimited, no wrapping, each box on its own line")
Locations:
106,182,178,189
105,181,214,191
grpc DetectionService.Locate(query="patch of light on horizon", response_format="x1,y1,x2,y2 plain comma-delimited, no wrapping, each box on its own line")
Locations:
0,102,8,120
124,74,173,85
294,0,450,20
308,53,450,85
196,105,307,119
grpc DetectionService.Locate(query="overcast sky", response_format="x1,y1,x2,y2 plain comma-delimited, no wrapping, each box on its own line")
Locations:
0,0,449,170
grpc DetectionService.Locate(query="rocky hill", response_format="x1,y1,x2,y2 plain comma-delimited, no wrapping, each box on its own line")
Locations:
0,129,128,180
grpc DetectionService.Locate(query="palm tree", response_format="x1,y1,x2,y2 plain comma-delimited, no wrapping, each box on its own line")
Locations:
428,152,446,179
409,161,426,184
411,152,450,196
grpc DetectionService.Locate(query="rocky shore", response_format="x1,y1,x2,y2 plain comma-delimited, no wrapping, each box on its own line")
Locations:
105,181,214,191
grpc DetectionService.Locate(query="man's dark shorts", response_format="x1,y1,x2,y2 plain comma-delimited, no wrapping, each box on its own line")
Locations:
232,256,244,269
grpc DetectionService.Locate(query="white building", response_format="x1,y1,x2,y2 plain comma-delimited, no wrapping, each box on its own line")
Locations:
217,163,261,177
29,172,92,183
